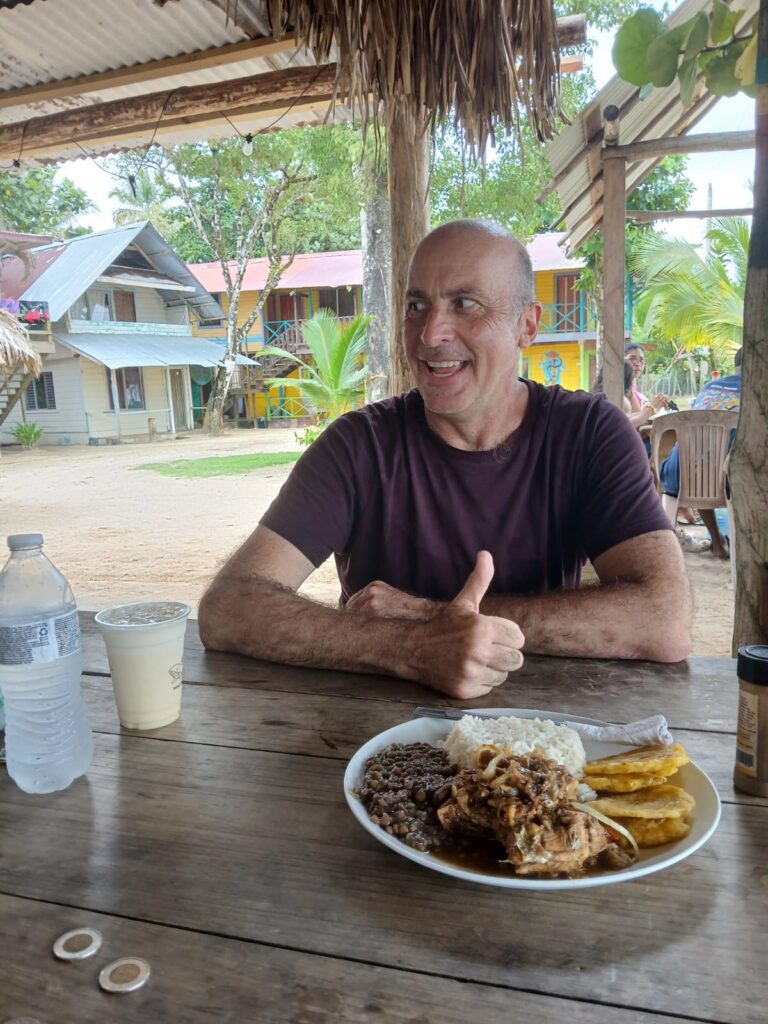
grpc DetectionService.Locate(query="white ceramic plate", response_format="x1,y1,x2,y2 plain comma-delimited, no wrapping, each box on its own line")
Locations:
344,709,721,890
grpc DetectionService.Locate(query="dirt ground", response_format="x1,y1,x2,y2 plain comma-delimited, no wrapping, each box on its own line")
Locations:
0,428,734,656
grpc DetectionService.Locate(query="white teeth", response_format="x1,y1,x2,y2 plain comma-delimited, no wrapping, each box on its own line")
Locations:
426,360,462,368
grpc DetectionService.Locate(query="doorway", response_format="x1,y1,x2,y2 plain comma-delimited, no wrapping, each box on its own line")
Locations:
170,368,189,431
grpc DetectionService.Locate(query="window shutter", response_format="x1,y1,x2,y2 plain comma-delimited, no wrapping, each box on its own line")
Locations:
43,372,56,409
25,381,38,410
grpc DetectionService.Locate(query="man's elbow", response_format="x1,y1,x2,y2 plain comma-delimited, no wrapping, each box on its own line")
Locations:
640,629,692,663
198,587,225,652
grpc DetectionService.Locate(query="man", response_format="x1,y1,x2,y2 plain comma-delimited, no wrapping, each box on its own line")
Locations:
199,220,691,698
660,348,742,558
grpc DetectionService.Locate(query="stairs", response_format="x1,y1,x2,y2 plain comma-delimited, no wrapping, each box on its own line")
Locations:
0,367,34,428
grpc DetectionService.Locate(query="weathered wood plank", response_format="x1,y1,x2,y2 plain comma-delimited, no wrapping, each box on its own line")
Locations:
0,64,336,159
0,894,701,1024
0,735,764,1024
79,675,763,805
79,614,740,732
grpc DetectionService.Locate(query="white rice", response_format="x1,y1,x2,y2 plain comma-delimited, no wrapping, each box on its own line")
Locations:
442,716,586,778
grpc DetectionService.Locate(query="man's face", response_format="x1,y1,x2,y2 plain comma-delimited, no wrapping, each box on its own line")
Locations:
403,231,540,421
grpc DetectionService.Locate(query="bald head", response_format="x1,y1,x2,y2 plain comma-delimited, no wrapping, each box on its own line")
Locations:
412,220,536,316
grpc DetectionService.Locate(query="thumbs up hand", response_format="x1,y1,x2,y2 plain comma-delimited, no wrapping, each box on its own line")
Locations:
407,551,525,699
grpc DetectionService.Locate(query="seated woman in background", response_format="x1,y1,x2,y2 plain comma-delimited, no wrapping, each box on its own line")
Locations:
591,361,660,434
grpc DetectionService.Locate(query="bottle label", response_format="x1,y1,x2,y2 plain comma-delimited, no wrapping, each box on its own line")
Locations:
735,687,759,778
0,609,81,665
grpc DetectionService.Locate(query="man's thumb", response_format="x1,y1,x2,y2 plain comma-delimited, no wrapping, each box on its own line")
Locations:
452,551,494,613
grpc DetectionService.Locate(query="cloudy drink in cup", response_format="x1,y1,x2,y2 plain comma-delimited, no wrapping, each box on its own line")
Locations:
95,601,190,729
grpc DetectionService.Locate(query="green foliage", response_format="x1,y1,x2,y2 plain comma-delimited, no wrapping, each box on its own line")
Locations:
108,167,178,235
261,310,373,422
134,452,300,478
629,217,748,361
555,0,639,33
613,5,757,103
0,168,95,237
10,421,43,448
295,424,326,447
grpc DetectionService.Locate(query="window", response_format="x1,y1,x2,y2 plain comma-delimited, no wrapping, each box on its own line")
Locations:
107,367,145,410
317,287,356,317
113,290,136,323
25,371,56,411
89,292,112,322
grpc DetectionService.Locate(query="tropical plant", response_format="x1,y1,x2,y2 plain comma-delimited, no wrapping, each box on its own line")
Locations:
613,2,757,105
629,217,748,364
261,311,373,424
10,421,43,448
108,167,176,232
0,167,94,237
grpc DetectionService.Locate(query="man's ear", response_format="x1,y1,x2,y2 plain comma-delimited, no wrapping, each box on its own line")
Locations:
517,303,541,351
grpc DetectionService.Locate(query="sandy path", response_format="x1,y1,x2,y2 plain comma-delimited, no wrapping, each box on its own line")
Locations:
0,429,734,656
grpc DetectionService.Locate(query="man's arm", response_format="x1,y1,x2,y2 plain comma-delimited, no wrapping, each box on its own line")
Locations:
198,526,524,698
347,531,692,663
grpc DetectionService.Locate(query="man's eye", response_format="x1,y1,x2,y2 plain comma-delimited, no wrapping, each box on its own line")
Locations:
406,300,427,313
455,297,476,310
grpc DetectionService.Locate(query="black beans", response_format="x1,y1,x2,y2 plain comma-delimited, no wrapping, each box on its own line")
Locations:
358,742,458,852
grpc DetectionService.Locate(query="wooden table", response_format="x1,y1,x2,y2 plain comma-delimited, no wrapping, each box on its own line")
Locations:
1,613,766,1024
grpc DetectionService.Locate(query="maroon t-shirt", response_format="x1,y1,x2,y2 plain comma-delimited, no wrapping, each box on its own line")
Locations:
261,382,670,602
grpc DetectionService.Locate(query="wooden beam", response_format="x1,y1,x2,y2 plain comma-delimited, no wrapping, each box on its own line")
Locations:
0,64,336,160
602,155,627,410
628,207,754,222
0,37,300,111
18,96,335,161
560,55,584,75
555,14,587,47
602,130,755,161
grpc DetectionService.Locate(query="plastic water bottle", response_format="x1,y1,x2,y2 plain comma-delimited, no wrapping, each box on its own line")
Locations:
0,534,93,793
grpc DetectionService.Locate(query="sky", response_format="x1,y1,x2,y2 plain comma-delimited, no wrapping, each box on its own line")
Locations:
54,23,756,244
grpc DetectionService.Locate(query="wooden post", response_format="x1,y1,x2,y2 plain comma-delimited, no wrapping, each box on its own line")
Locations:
165,367,176,434
729,0,768,649
387,102,430,396
601,154,627,408
361,152,392,404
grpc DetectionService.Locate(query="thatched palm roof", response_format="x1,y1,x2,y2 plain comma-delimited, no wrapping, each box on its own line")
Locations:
265,0,563,151
0,309,42,375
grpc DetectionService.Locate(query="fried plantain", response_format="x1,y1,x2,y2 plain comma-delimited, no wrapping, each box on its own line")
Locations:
584,742,690,777
587,771,670,793
589,783,696,820
613,815,691,848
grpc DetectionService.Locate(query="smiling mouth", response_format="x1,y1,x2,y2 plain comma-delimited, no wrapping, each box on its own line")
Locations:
422,359,468,379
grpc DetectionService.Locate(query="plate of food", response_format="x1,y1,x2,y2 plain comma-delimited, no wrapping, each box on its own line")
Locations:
344,709,721,890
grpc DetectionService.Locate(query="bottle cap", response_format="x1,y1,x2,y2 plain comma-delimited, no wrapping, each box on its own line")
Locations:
7,534,44,551
99,957,151,993
52,927,102,961
737,645,768,687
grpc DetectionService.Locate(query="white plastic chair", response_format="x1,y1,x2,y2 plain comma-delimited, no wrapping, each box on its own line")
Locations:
650,409,740,526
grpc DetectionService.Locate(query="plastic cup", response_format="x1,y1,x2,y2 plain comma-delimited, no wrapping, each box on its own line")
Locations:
94,601,191,730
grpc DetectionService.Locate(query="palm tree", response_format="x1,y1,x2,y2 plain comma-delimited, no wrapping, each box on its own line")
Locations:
629,217,748,365
260,310,373,423
109,169,171,229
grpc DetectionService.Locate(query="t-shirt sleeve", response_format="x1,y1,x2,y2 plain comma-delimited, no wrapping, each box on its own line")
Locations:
577,397,673,563
260,417,363,567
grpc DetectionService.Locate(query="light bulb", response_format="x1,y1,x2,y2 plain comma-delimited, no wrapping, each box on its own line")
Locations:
242,134,254,157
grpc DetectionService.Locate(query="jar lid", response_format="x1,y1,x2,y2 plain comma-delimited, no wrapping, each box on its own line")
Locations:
7,534,43,551
737,645,768,687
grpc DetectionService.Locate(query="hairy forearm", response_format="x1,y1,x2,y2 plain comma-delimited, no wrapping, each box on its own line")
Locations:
481,578,691,662
198,574,419,678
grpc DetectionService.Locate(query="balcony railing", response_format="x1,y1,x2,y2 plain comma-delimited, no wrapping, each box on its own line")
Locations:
539,299,597,334
262,315,356,352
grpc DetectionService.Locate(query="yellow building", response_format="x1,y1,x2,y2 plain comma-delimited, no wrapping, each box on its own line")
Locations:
190,251,363,423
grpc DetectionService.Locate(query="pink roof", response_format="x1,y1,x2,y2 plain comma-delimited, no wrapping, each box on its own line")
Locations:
526,232,584,272
189,250,363,293
188,234,581,294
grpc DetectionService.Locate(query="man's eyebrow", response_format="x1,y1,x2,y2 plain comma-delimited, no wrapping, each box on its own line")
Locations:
405,288,427,298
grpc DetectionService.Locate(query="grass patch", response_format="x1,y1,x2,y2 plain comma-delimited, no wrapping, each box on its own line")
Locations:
134,452,301,479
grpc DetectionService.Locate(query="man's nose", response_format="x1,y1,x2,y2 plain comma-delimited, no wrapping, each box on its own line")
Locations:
420,307,453,348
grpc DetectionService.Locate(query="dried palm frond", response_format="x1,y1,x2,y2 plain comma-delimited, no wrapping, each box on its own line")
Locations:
264,0,563,154
0,309,41,375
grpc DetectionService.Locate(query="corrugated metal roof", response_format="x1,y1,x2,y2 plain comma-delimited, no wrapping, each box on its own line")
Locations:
0,0,337,164
526,233,584,272
543,0,758,252
191,249,363,292
56,332,257,368
10,222,224,322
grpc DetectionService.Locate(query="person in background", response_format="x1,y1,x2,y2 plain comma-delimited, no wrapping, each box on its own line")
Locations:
623,343,670,455
659,347,742,558
592,362,659,432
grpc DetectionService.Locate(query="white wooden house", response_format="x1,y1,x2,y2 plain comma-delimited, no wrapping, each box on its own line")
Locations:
0,222,247,445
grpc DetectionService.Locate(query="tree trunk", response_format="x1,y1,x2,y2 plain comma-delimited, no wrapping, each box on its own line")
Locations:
387,102,430,396
207,305,240,432
729,0,768,650
593,247,605,376
361,152,392,404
